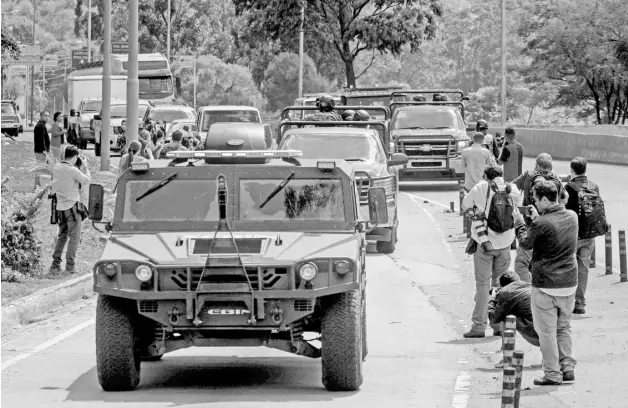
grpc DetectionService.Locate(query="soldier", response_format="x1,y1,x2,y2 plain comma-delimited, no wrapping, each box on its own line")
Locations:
341,110,356,121
303,95,342,121
354,109,371,122
433,93,443,102
413,94,427,102
477,119,499,159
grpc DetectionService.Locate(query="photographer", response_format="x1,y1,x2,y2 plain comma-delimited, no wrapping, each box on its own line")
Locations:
49,146,91,274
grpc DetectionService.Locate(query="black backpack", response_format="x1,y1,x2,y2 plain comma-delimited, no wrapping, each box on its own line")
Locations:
526,170,562,205
568,181,608,239
485,182,515,233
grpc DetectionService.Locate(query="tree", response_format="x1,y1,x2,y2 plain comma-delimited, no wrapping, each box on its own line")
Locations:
1,32,20,59
261,52,334,112
234,0,443,87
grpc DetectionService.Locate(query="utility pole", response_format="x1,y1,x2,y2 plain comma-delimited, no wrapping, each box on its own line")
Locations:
88,0,92,62
41,64,45,111
193,56,197,110
298,2,305,98
30,0,35,125
101,0,112,171
167,0,171,62
127,0,139,143
500,0,507,127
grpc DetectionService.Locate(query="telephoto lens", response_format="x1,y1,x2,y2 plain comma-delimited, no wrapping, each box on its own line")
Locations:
469,212,493,252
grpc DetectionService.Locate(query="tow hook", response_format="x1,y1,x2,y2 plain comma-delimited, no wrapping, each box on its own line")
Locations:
271,307,284,324
168,307,180,325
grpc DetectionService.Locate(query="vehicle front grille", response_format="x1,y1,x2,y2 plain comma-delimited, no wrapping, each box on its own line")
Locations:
1,116,18,123
396,138,456,157
410,161,444,167
294,299,314,312
192,238,264,255
139,300,159,313
165,267,288,290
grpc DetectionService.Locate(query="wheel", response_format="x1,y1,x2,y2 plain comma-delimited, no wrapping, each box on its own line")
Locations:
361,289,368,361
96,295,140,391
321,289,363,391
141,354,163,362
376,226,396,254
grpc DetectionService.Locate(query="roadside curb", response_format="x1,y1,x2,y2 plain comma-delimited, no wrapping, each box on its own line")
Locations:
1,273,94,335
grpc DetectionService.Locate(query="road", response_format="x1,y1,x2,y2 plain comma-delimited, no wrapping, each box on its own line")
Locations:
3,140,627,407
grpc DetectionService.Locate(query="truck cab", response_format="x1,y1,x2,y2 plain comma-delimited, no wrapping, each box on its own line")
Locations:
88,145,388,392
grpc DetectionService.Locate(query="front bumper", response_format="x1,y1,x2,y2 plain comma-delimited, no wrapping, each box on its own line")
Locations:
399,157,464,181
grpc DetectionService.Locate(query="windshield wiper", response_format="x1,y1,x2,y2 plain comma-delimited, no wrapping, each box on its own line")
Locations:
136,173,177,202
259,172,295,209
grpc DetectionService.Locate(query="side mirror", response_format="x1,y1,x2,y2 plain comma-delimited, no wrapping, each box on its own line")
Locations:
88,184,104,221
367,187,388,225
387,152,408,167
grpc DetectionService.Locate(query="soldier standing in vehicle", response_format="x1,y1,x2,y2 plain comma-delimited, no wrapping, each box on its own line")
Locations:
304,95,342,121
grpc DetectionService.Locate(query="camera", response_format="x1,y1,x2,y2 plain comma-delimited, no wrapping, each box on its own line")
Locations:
75,155,85,169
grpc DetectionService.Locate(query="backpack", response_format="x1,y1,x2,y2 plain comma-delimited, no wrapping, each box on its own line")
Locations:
568,181,608,239
485,182,515,233
526,170,562,205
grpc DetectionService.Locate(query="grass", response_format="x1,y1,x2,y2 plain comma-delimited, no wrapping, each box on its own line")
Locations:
1,136,117,305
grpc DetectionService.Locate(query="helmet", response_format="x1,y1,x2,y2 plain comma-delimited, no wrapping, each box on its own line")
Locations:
316,95,336,112
341,109,356,121
476,119,489,131
433,93,443,102
440,95,448,101
413,94,427,102
355,109,371,121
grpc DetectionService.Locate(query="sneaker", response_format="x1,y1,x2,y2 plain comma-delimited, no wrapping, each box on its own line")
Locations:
49,265,62,274
533,376,562,386
563,371,575,382
573,307,585,315
463,330,486,338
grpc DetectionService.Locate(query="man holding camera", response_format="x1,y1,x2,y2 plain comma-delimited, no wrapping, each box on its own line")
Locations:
50,146,91,274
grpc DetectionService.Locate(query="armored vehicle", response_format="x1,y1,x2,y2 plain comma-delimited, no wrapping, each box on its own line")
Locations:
389,89,472,182
88,140,388,391
277,107,408,253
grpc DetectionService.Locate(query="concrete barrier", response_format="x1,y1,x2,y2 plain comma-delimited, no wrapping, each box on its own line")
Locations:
489,127,628,165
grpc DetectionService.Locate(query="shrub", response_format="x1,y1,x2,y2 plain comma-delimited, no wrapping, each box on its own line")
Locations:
1,186,51,278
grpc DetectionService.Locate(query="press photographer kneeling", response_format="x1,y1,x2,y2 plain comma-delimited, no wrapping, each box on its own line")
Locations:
49,145,91,274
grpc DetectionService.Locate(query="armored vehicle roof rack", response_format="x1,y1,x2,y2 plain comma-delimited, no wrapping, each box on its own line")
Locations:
342,86,405,93
389,101,467,119
280,105,391,121
391,89,468,100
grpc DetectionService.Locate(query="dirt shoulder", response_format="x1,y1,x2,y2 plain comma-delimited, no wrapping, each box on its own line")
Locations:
1,136,117,305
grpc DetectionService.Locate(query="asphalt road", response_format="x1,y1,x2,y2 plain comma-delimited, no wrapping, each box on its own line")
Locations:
3,138,627,407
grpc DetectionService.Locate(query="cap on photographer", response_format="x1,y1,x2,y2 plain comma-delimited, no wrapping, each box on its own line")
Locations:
50,145,91,274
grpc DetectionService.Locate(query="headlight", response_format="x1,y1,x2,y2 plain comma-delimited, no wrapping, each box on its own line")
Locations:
334,260,352,275
299,262,318,281
457,140,470,150
103,263,117,278
135,265,153,282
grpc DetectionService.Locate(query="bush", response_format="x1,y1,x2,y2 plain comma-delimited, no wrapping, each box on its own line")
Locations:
1,186,51,279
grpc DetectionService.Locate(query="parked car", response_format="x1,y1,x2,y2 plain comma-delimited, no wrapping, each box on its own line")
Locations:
143,104,196,134
196,105,261,141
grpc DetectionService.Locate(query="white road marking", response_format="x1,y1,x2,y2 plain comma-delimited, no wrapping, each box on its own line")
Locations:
403,192,452,210
1,318,95,371
404,193,472,407
451,371,472,408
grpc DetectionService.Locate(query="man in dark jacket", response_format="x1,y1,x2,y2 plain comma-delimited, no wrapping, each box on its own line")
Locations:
488,271,539,347
497,127,524,182
514,179,578,386
564,157,600,315
33,111,51,186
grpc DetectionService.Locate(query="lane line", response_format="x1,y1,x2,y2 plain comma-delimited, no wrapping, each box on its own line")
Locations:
407,194,454,254
402,192,452,210
451,372,472,408
1,318,95,371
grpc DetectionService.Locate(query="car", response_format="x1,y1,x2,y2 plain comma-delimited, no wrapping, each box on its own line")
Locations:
1,100,22,137
143,104,196,133
277,116,408,254
196,105,261,141
78,97,106,143
87,137,386,392
388,89,471,182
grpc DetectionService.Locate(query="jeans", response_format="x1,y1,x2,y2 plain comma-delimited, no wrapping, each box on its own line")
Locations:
514,246,532,282
531,287,577,382
575,238,595,309
52,206,82,271
471,246,511,333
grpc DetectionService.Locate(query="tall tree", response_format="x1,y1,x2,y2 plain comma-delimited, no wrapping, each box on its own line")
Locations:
234,0,443,87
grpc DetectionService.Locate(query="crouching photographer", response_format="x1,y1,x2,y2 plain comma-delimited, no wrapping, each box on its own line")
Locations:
49,145,91,274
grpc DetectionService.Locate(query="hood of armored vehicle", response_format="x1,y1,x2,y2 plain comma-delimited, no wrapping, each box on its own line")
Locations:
100,231,361,265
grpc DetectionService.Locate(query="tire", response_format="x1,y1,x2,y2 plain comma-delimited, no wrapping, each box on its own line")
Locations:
361,289,368,361
96,295,141,391
321,289,363,391
376,226,396,254
141,354,163,362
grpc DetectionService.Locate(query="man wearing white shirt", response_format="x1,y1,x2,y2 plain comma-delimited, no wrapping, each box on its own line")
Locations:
462,164,521,338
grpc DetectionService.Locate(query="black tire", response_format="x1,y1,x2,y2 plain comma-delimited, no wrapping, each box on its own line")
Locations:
376,226,396,254
96,295,140,391
321,289,363,391
141,354,163,362
361,289,368,361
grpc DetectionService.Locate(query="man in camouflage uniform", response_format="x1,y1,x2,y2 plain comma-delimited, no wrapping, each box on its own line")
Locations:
304,95,342,121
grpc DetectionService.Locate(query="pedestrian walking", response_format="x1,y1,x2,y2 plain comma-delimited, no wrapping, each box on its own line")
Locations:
461,132,494,192
33,111,52,186
514,179,578,385
476,119,499,160
462,164,522,338
497,127,524,182
67,109,79,147
564,157,607,315
50,146,91,274
50,111,67,161
119,141,148,173
511,153,568,281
